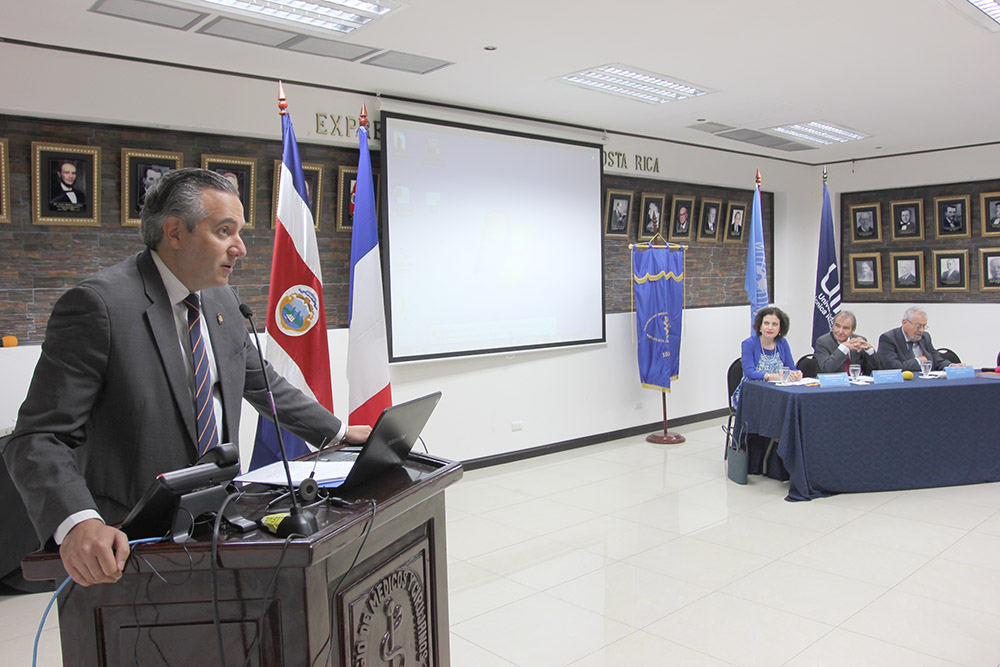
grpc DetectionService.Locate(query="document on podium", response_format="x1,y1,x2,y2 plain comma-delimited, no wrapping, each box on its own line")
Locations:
235,460,356,488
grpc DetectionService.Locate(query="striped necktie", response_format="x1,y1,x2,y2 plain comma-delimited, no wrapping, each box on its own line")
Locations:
183,293,219,455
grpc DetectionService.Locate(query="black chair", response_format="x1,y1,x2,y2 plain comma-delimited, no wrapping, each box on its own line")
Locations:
996,350,1000,368
722,358,743,460
938,348,961,365
796,353,819,378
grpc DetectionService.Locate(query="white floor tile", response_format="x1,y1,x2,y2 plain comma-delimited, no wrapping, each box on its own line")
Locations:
896,557,1000,616
446,514,536,560
871,493,997,530
467,535,614,591
783,628,966,667
446,561,536,624
828,511,966,556
842,589,1000,667
546,561,713,628
449,633,519,666
938,531,1000,571
625,536,773,590
721,560,888,625
545,515,678,561
688,514,826,560
451,593,633,667
568,629,736,666
644,592,833,667
781,532,932,587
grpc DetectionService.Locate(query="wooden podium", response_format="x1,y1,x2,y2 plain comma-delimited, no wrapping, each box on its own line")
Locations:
22,452,462,667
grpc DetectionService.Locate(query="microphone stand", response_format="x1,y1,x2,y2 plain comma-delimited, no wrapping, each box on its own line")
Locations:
239,305,318,538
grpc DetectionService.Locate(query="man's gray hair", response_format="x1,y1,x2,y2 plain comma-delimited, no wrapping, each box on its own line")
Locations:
903,306,927,322
140,168,239,249
835,310,857,329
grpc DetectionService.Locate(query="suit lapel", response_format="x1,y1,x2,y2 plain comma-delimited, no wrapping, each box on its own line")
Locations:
138,250,199,449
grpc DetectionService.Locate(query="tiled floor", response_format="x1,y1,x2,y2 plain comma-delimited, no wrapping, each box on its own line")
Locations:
4,417,1000,665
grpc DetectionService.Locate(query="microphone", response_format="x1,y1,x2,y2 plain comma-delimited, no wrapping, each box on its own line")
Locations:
239,303,319,538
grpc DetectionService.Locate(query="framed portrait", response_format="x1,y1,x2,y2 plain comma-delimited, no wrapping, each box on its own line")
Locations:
121,149,182,226
890,200,923,242
669,196,695,240
980,248,1000,292
980,192,1000,238
849,252,882,293
603,189,633,238
723,202,747,243
933,195,970,239
698,199,722,242
889,251,924,292
201,155,256,226
637,193,665,241
849,203,881,243
932,249,968,291
272,160,323,230
31,142,101,226
0,138,9,223
337,163,381,232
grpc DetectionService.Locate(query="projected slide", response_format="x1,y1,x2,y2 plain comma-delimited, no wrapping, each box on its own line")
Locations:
382,114,605,361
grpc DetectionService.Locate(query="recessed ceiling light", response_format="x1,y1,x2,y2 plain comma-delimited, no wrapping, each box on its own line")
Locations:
766,121,869,145
560,64,713,104
169,0,403,35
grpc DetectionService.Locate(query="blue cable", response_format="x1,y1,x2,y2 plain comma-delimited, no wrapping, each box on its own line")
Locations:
32,536,166,667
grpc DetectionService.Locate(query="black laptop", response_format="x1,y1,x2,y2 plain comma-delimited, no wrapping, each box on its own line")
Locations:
320,391,442,491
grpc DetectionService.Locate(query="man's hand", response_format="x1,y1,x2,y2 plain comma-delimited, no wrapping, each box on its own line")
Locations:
343,425,373,444
845,337,872,352
60,519,130,587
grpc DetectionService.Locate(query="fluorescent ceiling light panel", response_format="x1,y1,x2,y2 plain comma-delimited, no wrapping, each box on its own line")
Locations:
766,121,869,145
170,0,402,35
942,0,1000,30
560,64,712,104
90,0,208,30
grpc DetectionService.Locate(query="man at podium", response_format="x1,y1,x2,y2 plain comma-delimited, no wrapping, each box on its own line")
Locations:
4,169,370,587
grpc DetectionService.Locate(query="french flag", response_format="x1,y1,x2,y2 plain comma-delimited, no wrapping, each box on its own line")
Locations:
249,84,334,470
347,106,392,425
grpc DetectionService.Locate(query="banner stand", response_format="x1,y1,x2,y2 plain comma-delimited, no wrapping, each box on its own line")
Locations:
646,391,685,444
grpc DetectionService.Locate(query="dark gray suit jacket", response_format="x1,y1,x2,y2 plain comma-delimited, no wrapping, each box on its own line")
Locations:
813,332,880,375
4,249,342,543
876,327,950,372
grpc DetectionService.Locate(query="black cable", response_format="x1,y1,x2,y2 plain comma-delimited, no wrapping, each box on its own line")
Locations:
239,535,295,667
312,499,376,667
212,491,242,667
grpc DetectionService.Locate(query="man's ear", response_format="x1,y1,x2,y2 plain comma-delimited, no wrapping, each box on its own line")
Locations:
161,216,185,250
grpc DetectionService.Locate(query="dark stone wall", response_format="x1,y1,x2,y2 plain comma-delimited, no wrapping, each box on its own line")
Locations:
840,179,1000,301
0,114,774,343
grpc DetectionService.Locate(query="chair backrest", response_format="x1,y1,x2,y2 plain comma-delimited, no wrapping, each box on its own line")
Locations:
727,358,743,407
938,348,961,364
796,353,819,378
996,349,1000,367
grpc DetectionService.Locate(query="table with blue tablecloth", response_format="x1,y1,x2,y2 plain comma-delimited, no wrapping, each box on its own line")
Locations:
733,376,1000,501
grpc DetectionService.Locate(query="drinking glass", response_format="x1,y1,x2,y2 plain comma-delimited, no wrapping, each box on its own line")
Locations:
919,359,933,376
849,364,861,380
779,366,790,383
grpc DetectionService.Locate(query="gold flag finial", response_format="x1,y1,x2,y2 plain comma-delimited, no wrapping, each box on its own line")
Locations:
277,81,288,115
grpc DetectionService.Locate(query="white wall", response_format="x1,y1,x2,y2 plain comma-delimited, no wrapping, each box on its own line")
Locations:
3,43,999,467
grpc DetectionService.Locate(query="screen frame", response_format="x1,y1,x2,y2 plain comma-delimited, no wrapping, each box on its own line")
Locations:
379,111,607,363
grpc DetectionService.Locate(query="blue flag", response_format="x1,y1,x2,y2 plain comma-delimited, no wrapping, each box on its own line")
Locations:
632,245,684,391
744,177,769,326
812,182,841,344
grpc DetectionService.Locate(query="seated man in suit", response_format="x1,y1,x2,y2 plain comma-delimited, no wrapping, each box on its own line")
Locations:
4,168,372,587
813,310,879,375
876,306,955,372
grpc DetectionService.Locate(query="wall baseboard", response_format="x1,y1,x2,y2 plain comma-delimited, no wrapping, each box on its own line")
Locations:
461,408,728,471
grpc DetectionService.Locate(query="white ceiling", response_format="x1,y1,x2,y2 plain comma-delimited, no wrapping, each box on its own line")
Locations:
3,0,999,164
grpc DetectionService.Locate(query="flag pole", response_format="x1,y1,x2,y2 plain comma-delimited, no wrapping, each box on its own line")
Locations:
645,390,685,445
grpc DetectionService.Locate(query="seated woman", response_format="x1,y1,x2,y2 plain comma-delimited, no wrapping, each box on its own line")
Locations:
733,305,802,477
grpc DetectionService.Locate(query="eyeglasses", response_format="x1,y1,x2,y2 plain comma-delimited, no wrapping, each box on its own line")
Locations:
906,320,928,332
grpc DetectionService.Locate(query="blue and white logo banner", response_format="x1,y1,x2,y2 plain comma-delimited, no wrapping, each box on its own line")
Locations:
812,182,841,344
633,245,684,391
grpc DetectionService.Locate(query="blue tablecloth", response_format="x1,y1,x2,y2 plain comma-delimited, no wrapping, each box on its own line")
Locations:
733,376,1000,501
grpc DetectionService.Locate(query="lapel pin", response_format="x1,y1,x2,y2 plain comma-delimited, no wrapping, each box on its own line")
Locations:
217,313,224,325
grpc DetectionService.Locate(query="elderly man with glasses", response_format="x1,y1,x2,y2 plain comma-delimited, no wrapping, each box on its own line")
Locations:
876,306,955,371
